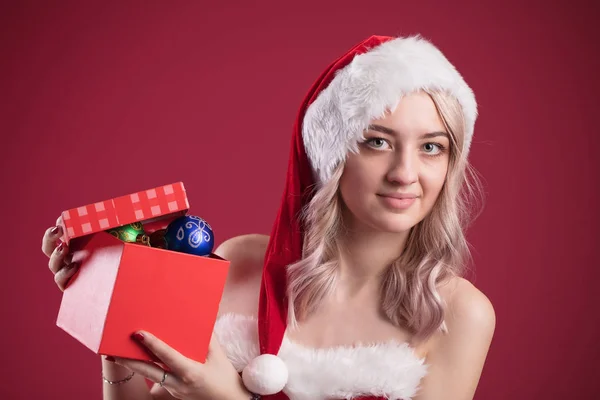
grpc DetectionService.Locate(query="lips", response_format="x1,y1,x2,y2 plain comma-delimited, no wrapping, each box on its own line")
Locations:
378,193,418,199
377,193,419,210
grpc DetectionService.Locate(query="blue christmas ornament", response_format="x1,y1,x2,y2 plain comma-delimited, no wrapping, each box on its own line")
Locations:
164,215,214,256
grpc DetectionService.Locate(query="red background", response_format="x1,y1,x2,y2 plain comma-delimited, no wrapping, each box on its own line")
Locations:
1,1,598,399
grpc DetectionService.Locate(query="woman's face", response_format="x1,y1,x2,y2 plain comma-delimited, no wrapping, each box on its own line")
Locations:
339,91,451,233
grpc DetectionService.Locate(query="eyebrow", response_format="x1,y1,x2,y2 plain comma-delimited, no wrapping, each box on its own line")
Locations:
367,124,450,139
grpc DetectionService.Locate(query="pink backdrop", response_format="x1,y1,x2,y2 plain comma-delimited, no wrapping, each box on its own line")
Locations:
1,1,598,399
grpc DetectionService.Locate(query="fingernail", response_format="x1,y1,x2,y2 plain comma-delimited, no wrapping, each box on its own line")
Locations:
105,356,115,362
132,332,144,342
57,242,65,253
51,226,60,235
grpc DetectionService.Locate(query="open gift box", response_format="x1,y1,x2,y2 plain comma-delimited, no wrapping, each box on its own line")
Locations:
55,182,230,363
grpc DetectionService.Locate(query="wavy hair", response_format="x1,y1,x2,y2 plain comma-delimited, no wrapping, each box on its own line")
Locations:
286,89,484,340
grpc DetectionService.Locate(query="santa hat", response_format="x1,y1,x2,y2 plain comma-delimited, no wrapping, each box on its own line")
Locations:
242,34,478,399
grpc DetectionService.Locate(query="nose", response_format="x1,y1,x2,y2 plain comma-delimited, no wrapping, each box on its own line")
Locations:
385,149,418,185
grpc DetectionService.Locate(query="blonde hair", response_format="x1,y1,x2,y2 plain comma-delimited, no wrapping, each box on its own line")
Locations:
286,89,484,340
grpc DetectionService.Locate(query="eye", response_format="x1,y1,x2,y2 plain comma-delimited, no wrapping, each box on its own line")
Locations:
365,138,391,150
422,142,446,156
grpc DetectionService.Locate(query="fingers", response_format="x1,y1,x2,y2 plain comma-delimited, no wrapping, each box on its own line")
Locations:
54,262,79,291
110,356,165,383
45,221,78,291
42,224,63,257
131,331,194,378
49,241,70,274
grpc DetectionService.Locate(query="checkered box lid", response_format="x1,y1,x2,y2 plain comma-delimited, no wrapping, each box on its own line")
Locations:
59,182,189,243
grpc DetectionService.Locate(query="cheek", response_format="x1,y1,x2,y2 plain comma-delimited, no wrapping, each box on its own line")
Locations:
339,160,379,204
420,164,448,205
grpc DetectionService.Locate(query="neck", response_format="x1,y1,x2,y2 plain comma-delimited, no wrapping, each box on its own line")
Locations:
334,214,410,298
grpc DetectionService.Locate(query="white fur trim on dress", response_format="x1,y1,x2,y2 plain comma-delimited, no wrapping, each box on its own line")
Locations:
215,313,429,400
302,34,478,184
214,313,260,372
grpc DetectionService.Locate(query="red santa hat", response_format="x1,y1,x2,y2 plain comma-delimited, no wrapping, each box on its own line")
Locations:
242,34,478,399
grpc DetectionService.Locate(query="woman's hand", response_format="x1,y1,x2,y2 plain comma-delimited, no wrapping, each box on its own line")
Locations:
109,330,251,400
41,220,79,291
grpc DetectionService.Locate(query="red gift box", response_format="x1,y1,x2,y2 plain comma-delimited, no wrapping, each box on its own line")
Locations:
55,182,230,364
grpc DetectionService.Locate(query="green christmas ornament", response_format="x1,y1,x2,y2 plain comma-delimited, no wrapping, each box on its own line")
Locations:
107,222,148,244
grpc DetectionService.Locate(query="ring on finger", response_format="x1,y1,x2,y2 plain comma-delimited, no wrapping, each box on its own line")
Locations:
159,370,168,387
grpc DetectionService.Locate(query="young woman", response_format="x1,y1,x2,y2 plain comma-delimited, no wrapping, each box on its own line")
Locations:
42,34,495,400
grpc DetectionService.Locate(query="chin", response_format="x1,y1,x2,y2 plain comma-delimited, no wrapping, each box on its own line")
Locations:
369,213,419,234
342,200,425,234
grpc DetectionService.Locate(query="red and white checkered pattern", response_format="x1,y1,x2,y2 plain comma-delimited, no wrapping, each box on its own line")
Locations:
60,182,189,243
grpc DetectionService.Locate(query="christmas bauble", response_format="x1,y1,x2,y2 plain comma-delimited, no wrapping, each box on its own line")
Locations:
107,222,147,244
149,229,168,249
164,215,214,256
136,234,151,246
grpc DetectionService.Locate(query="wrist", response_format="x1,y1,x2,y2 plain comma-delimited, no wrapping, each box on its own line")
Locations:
101,357,133,382
233,375,257,400
103,370,135,385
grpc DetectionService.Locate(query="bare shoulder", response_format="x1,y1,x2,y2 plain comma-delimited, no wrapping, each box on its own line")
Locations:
419,277,495,352
441,277,496,333
214,234,269,278
214,234,269,317
413,277,496,399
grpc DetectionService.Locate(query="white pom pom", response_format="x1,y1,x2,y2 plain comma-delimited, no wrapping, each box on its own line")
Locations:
242,354,288,395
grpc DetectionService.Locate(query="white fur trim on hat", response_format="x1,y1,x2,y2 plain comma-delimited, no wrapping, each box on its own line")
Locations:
302,34,478,184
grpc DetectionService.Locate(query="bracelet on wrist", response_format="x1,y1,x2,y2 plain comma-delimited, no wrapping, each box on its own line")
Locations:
103,371,135,385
